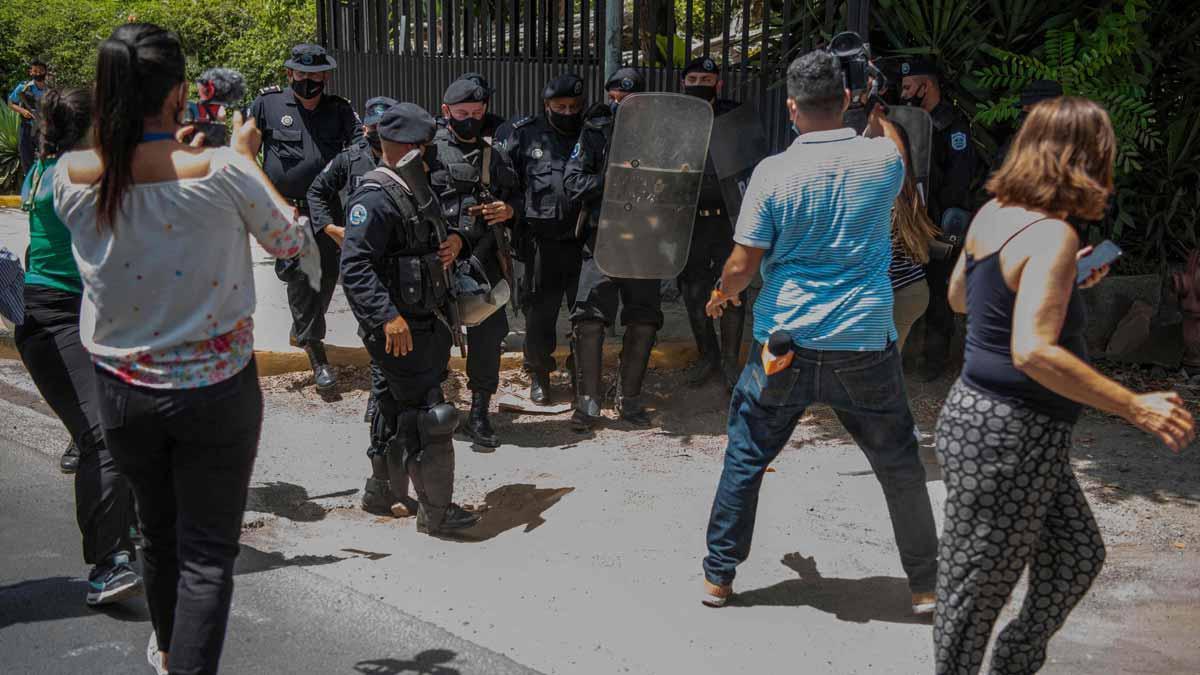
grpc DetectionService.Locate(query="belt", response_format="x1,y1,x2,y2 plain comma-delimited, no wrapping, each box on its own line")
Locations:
698,208,723,217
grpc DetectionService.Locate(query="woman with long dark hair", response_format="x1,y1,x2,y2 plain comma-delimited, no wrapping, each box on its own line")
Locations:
53,23,315,674
15,86,142,607
933,97,1194,673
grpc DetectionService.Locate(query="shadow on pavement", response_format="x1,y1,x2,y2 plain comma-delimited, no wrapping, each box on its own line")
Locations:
731,553,931,625
246,482,357,522
0,576,150,628
446,484,574,543
354,649,461,674
235,545,345,576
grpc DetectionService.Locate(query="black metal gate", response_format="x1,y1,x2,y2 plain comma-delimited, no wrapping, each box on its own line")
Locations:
317,0,843,151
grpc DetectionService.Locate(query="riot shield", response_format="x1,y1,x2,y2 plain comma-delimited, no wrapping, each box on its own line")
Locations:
887,106,933,200
594,93,714,280
709,103,769,222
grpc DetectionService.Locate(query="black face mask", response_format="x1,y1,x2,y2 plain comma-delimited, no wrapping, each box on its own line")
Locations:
900,85,925,108
683,84,716,101
32,74,46,83
449,116,483,140
365,130,381,153
547,110,583,135
291,78,324,99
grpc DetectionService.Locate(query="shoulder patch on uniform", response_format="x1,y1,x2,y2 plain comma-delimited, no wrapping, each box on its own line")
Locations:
950,131,969,152
348,203,369,227
258,85,282,96
512,115,535,129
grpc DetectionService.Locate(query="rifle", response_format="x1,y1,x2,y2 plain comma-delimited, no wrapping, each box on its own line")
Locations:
475,183,516,295
395,148,467,357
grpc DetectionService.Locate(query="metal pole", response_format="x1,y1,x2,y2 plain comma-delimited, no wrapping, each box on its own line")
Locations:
604,0,620,78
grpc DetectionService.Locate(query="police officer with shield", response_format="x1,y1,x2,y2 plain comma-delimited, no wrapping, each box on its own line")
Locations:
251,44,360,395
677,57,749,391
494,74,587,405
563,68,663,429
340,103,480,536
431,79,519,448
898,58,975,381
307,96,414,514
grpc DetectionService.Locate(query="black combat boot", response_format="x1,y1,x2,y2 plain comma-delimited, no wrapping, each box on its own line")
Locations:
59,441,80,474
362,454,395,516
719,299,748,392
410,393,479,535
529,370,552,405
466,391,499,448
616,322,657,426
304,341,337,394
571,321,606,430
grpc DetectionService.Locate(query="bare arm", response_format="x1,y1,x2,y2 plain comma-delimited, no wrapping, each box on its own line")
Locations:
948,247,968,314
1011,224,1194,450
706,243,766,318
8,101,32,119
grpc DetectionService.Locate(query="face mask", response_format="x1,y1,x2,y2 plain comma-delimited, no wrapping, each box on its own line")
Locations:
33,74,46,83
366,130,381,152
684,84,716,101
547,110,583,135
901,85,925,108
449,116,483,140
291,78,324,99
609,100,620,114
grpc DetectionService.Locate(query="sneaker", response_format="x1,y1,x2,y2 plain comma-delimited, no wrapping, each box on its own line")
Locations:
86,552,143,606
147,631,167,675
702,579,733,608
911,591,936,616
59,441,80,474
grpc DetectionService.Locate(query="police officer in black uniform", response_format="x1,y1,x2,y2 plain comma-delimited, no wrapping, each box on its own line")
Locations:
898,58,976,382
431,79,519,448
494,74,587,405
307,96,413,514
436,72,508,140
994,79,1063,168
564,67,662,430
676,57,747,392
250,44,360,394
340,102,480,536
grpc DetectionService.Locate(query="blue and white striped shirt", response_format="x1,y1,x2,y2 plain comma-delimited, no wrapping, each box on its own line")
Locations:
735,128,904,351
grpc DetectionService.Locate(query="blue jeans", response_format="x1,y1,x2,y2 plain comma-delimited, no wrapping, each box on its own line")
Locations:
703,344,938,593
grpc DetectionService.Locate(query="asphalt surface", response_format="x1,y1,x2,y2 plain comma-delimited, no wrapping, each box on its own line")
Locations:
0,420,541,674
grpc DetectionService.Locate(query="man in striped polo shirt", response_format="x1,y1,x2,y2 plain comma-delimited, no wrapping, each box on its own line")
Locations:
699,49,939,615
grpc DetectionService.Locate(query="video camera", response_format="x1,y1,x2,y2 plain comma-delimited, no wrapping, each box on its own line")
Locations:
184,68,246,147
828,31,887,132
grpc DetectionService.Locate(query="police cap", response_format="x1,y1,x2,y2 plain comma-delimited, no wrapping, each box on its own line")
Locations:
899,57,937,79
543,73,585,100
284,44,337,73
378,103,437,144
444,79,488,105
457,72,493,100
604,67,645,94
683,57,720,78
363,96,398,125
1017,80,1064,108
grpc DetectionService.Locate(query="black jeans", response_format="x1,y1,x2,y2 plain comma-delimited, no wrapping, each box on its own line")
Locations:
466,308,508,394
704,344,939,592
280,227,340,347
18,119,37,179
522,237,582,375
98,362,262,675
14,285,134,565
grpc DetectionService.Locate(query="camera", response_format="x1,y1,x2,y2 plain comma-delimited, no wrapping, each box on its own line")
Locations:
828,32,887,132
183,68,246,147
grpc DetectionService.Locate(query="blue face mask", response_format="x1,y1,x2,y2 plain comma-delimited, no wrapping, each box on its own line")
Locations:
609,100,620,114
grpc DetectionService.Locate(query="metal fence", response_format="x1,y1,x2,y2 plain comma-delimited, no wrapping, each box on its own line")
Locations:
317,0,846,150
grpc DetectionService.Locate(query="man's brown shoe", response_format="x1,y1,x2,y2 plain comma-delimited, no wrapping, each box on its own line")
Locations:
911,591,936,616
702,579,733,608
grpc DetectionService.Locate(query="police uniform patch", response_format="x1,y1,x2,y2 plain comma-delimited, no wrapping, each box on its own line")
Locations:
574,81,583,95
282,114,294,127
950,131,968,151
571,142,581,159
532,147,544,159
901,62,911,76
621,78,634,91
348,204,368,226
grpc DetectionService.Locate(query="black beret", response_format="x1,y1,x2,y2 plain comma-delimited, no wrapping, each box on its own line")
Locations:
378,103,437,144
363,96,398,125
457,72,493,99
285,44,336,73
543,73,585,99
444,79,488,105
604,67,645,93
683,56,720,77
1017,79,1064,108
899,58,937,78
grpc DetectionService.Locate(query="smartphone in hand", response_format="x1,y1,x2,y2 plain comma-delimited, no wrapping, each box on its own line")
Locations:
1076,240,1122,285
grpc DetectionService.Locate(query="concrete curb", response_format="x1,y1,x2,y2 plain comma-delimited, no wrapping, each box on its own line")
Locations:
0,196,20,209
2,331,706,377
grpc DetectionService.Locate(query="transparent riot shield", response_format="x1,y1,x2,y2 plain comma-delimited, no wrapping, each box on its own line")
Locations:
709,103,769,221
887,106,933,198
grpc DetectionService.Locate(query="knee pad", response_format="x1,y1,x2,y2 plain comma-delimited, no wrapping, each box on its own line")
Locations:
419,403,459,447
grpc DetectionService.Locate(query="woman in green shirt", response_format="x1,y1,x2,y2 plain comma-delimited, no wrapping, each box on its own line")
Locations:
14,87,141,607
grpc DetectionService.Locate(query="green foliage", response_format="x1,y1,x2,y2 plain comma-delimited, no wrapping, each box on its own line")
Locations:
0,106,21,193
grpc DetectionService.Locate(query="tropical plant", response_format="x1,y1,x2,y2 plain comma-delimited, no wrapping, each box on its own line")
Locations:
0,106,22,194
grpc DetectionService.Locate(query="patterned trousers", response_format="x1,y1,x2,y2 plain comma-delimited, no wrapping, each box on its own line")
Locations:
933,380,1105,675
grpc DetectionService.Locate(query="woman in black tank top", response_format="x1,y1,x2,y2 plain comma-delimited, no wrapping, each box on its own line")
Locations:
931,97,1194,675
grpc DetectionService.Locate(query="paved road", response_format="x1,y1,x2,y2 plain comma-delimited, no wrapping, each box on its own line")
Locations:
0,421,540,674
